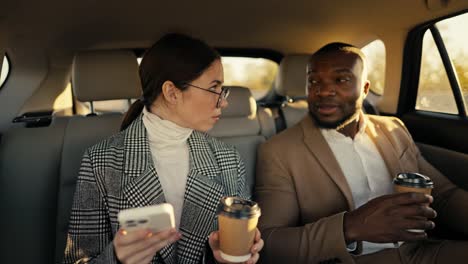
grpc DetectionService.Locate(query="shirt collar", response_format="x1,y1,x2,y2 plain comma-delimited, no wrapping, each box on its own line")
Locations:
320,111,367,142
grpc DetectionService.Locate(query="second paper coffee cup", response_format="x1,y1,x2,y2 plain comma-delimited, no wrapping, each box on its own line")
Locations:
393,172,434,232
217,196,261,263
393,172,434,195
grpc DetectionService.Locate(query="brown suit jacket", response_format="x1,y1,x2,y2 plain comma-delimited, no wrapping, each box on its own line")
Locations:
255,114,468,264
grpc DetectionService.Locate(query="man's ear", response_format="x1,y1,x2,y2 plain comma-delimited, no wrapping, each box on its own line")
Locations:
363,80,371,97
161,81,181,105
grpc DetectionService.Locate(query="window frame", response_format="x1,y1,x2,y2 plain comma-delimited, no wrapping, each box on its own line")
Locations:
398,9,468,117
0,53,11,90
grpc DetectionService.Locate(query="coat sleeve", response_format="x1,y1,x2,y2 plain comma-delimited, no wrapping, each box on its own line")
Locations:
396,118,468,236
236,150,251,200
63,150,119,264
254,142,354,264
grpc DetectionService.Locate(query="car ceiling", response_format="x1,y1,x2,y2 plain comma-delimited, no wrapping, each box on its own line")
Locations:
2,0,468,53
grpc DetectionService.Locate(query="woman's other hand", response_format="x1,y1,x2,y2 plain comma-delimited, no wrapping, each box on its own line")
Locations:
208,228,264,264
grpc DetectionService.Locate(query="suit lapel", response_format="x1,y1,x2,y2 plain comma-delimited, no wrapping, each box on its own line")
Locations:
365,116,402,179
121,115,176,264
301,115,355,210
178,131,224,264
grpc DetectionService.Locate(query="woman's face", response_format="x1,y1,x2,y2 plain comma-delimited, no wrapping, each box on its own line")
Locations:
176,59,227,132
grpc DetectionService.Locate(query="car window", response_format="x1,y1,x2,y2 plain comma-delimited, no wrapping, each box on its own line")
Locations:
138,56,279,100
53,82,74,114
0,54,10,89
415,12,468,115
90,99,133,113
222,57,278,100
362,39,386,96
416,30,457,114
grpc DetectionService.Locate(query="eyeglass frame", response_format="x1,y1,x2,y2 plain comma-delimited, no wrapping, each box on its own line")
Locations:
182,83,230,108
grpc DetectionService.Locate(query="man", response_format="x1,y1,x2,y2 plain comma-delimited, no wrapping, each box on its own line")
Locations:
255,42,468,264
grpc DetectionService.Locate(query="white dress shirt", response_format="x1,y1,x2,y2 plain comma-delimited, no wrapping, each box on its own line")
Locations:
142,108,193,229
321,116,397,255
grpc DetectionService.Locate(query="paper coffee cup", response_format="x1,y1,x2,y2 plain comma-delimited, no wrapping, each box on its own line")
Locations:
217,197,261,263
393,172,434,232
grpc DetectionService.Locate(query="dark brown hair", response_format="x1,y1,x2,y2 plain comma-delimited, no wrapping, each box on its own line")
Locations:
120,33,221,130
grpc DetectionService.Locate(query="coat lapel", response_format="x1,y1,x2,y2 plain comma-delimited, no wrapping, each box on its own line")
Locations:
121,115,176,264
120,117,225,263
301,115,355,210
122,114,166,207
365,116,402,180
177,131,224,264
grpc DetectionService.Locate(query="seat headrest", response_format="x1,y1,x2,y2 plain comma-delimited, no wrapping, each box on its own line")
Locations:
274,54,310,98
209,86,260,137
72,50,142,102
221,86,257,118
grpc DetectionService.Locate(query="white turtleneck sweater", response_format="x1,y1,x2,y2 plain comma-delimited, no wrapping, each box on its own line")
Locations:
142,107,193,229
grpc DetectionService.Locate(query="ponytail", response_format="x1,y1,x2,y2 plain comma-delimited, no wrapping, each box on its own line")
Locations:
120,33,219,131
120,99,145,131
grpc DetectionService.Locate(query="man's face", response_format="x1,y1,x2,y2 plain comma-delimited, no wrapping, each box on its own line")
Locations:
307,51,369,129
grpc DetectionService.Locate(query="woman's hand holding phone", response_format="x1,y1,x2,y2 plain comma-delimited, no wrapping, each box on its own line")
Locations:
115,203,179,264
113,228,181,264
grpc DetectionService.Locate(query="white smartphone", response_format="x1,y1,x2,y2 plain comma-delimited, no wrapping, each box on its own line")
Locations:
118,203,175,233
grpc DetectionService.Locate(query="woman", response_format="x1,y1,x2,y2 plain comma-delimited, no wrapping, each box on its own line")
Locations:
64,33,263,264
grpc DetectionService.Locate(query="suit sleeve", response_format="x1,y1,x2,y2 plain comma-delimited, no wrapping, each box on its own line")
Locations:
255,142,354,264
63,150,119,264
395,119,468,236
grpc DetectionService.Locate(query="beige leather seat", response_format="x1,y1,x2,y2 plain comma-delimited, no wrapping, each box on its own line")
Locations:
56,50,142,261
273,54,310,131
209,85,275,192
0,49,141,264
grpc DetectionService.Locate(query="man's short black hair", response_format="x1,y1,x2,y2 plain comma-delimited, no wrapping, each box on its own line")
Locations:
310,42,368,77
312,42,367,66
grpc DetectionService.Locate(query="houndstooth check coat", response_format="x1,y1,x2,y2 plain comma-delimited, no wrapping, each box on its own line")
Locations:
63,114,249,264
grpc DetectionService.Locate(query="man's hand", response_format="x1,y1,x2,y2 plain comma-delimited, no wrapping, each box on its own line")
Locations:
344,192,437,243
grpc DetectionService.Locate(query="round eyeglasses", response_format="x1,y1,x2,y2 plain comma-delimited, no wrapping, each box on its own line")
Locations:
183,83,230,108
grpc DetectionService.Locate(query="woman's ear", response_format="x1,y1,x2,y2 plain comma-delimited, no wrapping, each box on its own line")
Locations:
161,81,181,105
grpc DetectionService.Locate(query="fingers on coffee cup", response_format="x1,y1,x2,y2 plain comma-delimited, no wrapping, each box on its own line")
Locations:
217,196,261,263
393,172,434,233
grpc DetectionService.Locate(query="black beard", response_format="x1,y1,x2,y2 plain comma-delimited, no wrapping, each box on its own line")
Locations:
309,108,360,130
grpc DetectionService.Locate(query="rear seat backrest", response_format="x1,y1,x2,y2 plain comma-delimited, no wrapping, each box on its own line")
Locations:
0,118,68,264
54,50,141,262
0,49,143,264
54,114,124,261
208,86,274,192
